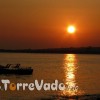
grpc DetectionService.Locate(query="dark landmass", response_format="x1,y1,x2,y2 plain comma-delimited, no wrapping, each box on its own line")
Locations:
0,47,100,54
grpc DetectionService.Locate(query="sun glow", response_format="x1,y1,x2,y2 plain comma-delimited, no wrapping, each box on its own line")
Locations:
67,26,76,34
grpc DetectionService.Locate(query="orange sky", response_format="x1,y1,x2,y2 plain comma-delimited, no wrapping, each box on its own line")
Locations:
0,0,100,49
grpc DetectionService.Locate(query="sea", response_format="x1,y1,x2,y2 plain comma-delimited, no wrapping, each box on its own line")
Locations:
0,53,100,100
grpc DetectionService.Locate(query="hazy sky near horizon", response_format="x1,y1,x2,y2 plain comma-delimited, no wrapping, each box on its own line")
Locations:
0,0,100,49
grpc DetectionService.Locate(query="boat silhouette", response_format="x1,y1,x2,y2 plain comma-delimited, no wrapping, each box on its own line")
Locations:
0,64,33,75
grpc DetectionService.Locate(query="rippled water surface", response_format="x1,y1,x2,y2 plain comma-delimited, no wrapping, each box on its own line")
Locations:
0,53,100,100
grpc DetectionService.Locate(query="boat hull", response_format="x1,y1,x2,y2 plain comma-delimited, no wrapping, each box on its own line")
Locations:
0,69,33,75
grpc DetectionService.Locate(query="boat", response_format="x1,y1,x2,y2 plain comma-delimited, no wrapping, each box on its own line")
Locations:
0,64,33,75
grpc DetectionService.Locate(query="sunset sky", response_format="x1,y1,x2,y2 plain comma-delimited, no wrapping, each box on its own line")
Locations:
0,0,100,49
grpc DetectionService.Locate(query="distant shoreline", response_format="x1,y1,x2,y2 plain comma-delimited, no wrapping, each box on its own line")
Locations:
0,47,100,54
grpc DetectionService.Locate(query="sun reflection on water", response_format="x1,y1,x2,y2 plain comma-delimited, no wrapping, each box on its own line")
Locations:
62,54,78,96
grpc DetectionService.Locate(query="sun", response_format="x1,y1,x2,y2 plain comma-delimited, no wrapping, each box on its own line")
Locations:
67,25,76,34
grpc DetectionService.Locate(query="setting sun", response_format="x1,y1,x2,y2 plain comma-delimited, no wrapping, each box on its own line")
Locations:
67,26,76,34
